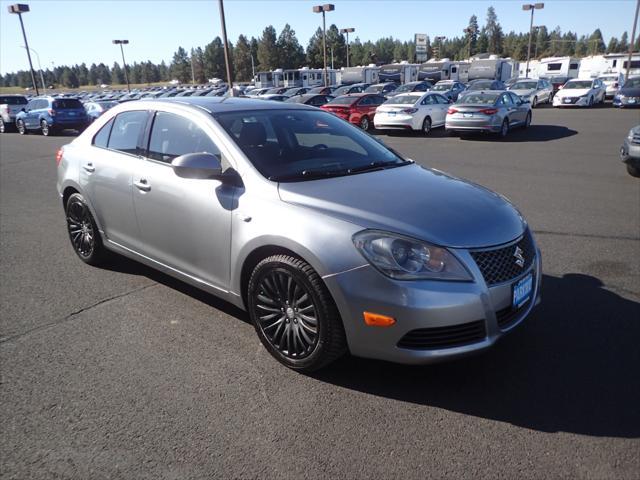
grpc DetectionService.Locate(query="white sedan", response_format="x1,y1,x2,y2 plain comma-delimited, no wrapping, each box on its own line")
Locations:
553,78,607,107
374,92,451,135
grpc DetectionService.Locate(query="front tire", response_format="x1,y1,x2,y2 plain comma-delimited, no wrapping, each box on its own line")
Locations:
421,116,432,136
531,96,538,108
40,120,53,136
0,119,5,133
588,96,594,107
65,193,107,266
359,116,370,130
247,254,347,372
627,164,640,178
16,119,27,135
524,112,532,128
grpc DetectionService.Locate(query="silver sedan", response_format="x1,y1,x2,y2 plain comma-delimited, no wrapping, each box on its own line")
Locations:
57,97,541,371
446,90,532,137
508,78,554,107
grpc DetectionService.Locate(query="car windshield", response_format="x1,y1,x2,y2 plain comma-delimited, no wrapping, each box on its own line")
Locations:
457,92,499,104
469,81,493,89
326,96,357,105
284,88,300,96
52,99,83,109
394,84,417,93
432,84,452,91
563,81,593,89
511,81,537,90
332,86,351,96
365,84,385,93
97,101,118,109
215,109,409,182
384,95,418,105
0,96,28,105
623,77,640,88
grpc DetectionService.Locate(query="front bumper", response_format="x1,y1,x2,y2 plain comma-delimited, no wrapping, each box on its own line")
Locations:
324,244,542,365
553,95,590,107
613,95,640,107
620,139,640,167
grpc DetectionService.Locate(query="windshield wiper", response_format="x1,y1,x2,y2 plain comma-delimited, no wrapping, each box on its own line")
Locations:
269,168,349,182
348,159,413,174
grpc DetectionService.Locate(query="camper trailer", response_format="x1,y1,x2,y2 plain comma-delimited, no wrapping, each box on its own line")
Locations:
340,66,380,85
378,62,419,84
254,70,284,88
519,60,540,78
539,57,580,79
283,68,338,88
468,57,515,82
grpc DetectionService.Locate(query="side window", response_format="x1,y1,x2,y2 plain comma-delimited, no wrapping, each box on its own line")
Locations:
373,95,386,105
509,92,521,104
415,83,427,91
93,117,114,148
107,111,148,155
422,95,436,105
358,96,372,106
436,95,450,104
147,111,220,163
501,93,513,106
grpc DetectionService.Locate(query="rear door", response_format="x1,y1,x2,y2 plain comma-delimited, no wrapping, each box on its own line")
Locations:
432,94,451,125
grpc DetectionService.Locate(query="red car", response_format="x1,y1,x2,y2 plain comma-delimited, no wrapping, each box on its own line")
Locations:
320,93,387,130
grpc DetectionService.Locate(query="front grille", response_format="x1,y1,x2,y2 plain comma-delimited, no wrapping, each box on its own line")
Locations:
631,133,640,145
470,230,536,286
397,320,486,350
562,97,579,104
496,298,531,330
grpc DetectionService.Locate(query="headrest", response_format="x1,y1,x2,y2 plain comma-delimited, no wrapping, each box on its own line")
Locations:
239,122,267,147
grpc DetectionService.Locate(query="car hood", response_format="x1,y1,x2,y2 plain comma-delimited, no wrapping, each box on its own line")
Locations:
278,164,525,248
619,87,640,96
556,88,590,97
510,88,536,96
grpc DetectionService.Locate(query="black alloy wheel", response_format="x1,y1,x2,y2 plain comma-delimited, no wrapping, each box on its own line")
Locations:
65,193,106,265
359,116,370,130
248,255,347,371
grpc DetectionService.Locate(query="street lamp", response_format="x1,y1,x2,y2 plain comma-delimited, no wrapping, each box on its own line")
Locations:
626,0,640,83
523,3,544,80
340,27,355,68
112,40,130,92
433,36,446,60
463,27,476,58
8,4,39,95
19,46,45,90
218,0,234,92
532,26,542,59
313,4,335,87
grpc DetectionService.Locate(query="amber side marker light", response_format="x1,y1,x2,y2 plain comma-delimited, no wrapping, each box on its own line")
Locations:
363,312,396,327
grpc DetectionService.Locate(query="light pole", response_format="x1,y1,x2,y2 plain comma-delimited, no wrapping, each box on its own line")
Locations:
433,36,446,60
463,27,476,58
313,4,335,87
112,40,130,92
523,3,544,80
626,0,640,83
340,27,355,68
218,0,234,92
20,45,45,90
8,4,39,95
532,26,541,59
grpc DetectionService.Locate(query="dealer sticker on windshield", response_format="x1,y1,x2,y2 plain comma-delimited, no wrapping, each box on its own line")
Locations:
512,273,533,309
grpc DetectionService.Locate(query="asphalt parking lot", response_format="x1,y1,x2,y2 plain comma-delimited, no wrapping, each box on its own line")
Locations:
1,104,639,479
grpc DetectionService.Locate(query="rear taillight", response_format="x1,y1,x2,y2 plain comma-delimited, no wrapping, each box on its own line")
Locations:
48,109,56,116
479,108,498,115
558,85,564,90
55,148,63,166
447,108,458,114
402,108,418,114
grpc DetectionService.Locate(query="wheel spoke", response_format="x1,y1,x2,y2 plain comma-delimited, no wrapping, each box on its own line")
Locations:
299,313,317,325
257,292,278,306
256,303,281,313
262,316,285,331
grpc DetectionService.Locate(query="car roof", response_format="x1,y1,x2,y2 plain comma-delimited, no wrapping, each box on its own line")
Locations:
141,96,312,113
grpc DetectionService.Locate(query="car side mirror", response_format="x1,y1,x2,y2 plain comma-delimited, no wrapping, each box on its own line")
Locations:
171,152,222,180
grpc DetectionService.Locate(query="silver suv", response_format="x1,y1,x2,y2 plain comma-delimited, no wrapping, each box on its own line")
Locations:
57,97,541,371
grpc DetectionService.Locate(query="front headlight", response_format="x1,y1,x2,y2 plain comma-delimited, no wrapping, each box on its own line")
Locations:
628,129,635,141
353,230,472,281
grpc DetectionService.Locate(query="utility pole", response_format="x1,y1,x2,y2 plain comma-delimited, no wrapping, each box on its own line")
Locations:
218,0,234,91
8,4,39,95
626,0,640,83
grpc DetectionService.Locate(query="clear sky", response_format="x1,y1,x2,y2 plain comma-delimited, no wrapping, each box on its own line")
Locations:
0,0,636,74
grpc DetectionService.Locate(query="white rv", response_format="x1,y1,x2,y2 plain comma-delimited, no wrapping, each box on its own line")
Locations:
378,62,419,84
519,60,540,78
340,66,380,85
468,57,515,82
254,70,284,88
539,57,580,79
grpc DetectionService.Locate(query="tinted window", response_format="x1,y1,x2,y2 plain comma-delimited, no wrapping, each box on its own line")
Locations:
148,111,220,163
500,93,513,105
93,118,114,148
53,99,83,109
359,96,373,106
508,92,521,104
435,94,450,104
0,96,27,105
422,95,437,105
107,111,148,155
547,63,562,71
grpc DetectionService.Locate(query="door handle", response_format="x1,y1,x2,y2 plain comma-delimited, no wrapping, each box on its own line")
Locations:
82,163,95,173
134,179,151,192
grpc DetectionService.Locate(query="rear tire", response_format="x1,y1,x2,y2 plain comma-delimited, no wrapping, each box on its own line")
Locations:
40,120,53,136
65,193,107,266
588,96,594,107
499,119,509,138
0,119,6,133
524,112,532,128
359,116,370,130
16,119,27,135
247,254,347,372
531,96,538,108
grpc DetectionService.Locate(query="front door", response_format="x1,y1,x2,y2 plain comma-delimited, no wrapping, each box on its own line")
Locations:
132,110,234,290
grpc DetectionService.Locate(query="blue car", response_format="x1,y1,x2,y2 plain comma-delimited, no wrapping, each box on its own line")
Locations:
16,96,89,136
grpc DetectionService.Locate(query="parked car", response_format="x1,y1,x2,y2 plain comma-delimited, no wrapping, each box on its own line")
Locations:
365,82,399,96
445,90,532,137
385,81,433,97
613,76,640,108
598,73,625,99
540,76,570,95
620,125,640,177
0,94,28,133
307,85,337,95
552,78,606,107
332,83,370,97
84,101,119,123
245,88,270,97
265,87,289,95
285,94,335,107
464,79,506,92
374,92,451,134
283,87,309,97
507,78,554,107
431,81,467,102
56,97,540,371
321,93,387,130
16,96,89,136
258,94,288,102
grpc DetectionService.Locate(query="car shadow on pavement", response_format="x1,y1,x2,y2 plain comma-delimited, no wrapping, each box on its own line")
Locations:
459,124,578,142
312,273,640,438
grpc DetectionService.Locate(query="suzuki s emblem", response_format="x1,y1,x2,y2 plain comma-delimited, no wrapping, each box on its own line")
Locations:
514,246,525,268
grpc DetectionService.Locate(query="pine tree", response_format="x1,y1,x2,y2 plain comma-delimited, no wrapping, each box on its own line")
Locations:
485,7,504,55
277,24,305,69
203,38,225,80
326,25,346,68
111,62,124,85
606,36,619,54
257,26,279,70
306,27,324,68
619,32,629,53
589,29,606,55
191,47,206,83
234,34,254,82
466,15,479,57
171,47,191,83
